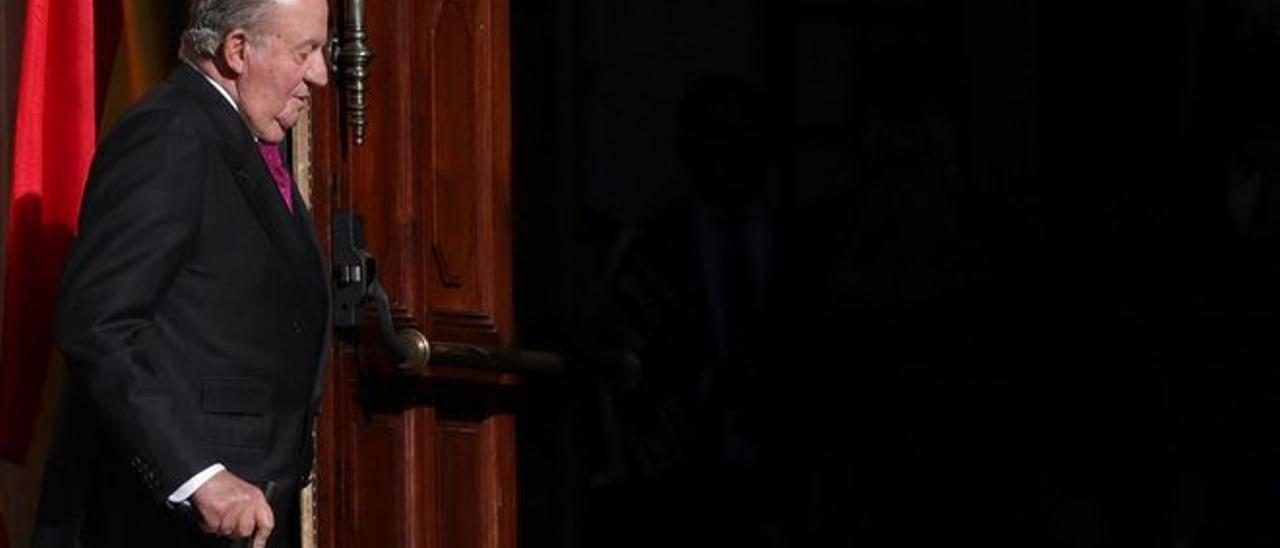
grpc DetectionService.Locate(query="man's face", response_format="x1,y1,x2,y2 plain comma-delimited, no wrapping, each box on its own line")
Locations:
238,0,329,143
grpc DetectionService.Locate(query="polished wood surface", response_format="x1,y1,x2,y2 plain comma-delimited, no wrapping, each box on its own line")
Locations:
311,0,518,546
339,0,513,347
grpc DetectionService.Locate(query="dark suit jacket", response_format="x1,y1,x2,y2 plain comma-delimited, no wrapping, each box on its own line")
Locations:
32,64,330,548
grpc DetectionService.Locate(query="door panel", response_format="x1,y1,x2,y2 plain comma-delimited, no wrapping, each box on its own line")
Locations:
311,0,517,547
342,0,512,348
352,414,406,547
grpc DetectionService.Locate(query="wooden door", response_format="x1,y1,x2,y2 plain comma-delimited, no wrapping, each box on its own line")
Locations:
307,1,524,547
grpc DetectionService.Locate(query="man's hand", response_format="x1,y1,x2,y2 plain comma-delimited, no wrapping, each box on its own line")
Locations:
191,470,274,548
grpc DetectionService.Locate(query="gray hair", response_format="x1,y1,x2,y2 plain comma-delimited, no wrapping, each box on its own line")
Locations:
179,0,280,62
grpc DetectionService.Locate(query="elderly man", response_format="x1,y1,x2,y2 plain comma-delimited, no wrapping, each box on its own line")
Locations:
32,0,330,546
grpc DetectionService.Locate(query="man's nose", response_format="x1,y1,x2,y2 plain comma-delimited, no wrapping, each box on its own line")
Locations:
306,49,329,87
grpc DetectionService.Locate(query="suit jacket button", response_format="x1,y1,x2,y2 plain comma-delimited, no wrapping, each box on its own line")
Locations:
292,320,303,334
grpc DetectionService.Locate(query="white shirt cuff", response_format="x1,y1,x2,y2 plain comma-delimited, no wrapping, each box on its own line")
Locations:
168,463,226,503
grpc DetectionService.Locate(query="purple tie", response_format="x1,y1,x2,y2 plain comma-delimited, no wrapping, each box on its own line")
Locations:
257,142,294,214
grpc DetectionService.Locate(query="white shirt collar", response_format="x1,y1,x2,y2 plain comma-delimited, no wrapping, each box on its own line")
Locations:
186,61,266,143
187,60,239,112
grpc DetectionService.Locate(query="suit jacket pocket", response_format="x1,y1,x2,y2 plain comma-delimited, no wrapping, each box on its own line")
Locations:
200,378,271,449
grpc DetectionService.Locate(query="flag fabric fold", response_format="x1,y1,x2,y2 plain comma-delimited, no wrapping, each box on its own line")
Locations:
0,0,117,464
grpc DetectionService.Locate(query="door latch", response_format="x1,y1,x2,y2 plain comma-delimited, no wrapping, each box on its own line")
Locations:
331,213,430,370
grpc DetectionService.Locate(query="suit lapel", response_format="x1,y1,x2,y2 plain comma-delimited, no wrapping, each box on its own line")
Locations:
171,65,324,318
236,142,318,306
290,177,328,304
291,189,334,403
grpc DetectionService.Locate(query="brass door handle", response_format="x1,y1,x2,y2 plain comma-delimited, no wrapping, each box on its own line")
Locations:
333,215,563,375
333,213,427,371
366,275,430,372
393,328,431,371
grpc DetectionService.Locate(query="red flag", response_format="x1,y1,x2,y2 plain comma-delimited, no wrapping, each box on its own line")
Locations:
0,0,119,463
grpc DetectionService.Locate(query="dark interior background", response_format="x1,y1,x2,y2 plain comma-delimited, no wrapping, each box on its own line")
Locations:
510,0,1280,547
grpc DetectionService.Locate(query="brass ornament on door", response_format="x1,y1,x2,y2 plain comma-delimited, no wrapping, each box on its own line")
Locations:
332,0,373,146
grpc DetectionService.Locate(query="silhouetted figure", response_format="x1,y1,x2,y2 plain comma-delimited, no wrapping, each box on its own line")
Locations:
581,73,784,548
1185,123,1280,548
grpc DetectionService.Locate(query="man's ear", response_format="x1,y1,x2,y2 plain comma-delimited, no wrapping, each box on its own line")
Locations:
220,29,250,75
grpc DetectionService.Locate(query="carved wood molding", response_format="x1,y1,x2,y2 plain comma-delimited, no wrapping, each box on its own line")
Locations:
432,308,498,331
431,241,466,288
